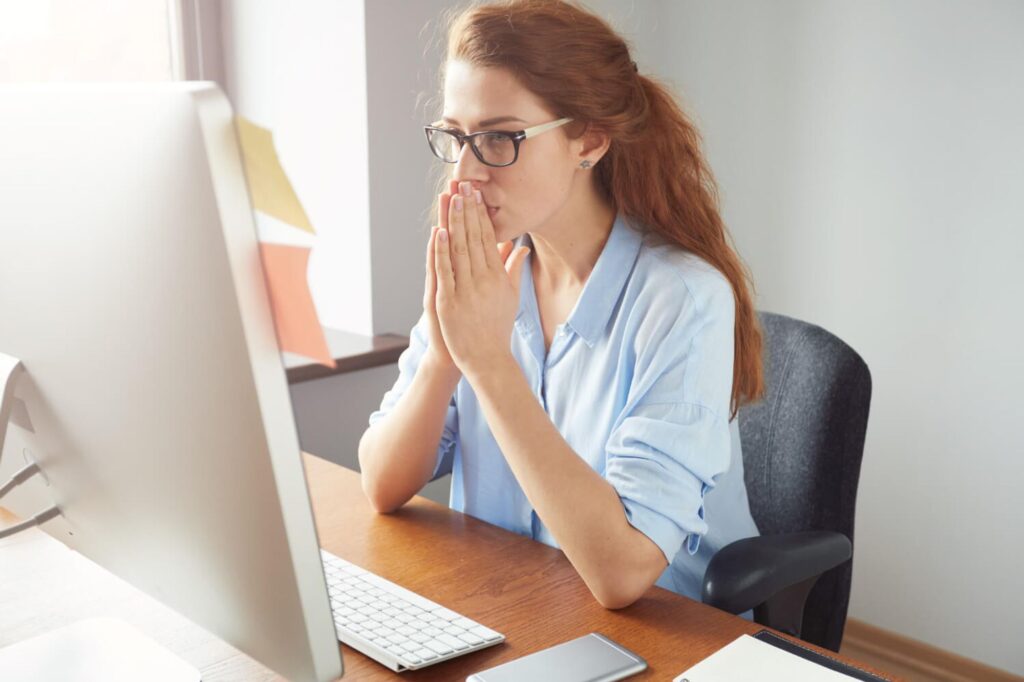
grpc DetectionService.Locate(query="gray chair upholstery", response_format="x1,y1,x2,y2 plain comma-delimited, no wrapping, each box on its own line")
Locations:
702,311,872,652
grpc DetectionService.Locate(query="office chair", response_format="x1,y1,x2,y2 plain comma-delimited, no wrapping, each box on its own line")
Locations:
701,311,872,653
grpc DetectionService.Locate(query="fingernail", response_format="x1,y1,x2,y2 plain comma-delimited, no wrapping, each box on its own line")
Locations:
439,229,448,242
474,189,482,204
454,195,463,211
460,182,472,196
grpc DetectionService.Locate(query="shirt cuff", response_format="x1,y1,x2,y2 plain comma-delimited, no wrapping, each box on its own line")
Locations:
618,483,708,564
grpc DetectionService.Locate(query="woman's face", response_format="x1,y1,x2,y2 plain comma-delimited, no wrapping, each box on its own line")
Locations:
441,60,580,243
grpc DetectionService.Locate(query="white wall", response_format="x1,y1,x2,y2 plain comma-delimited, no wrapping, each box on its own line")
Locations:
219,0,374,334
365,0,456,336
630,0,1022,673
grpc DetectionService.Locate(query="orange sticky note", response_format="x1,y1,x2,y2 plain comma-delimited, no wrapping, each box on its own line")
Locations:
258,243,336,368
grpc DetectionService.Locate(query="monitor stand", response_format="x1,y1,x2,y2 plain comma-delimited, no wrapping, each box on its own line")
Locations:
0,355,201,679
0,618,201,681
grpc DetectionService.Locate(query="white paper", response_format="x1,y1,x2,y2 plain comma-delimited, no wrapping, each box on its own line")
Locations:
674,634,859,681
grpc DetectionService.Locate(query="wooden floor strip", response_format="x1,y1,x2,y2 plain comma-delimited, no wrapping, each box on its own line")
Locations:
840,618,1022,682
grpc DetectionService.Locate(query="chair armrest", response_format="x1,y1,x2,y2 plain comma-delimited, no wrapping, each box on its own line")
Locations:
701,531,851,616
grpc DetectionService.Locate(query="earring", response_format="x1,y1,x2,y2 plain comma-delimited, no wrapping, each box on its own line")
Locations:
579,160,592,169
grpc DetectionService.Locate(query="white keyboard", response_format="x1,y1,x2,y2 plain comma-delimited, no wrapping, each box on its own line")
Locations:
320,549,505,672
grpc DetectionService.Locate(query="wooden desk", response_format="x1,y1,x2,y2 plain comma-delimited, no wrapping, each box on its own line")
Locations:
0,453,892,680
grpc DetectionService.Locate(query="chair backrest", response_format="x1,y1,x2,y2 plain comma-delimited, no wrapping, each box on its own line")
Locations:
737,311,872,651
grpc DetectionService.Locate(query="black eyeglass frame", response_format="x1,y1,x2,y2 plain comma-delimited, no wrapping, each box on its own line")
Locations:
422,117,574,168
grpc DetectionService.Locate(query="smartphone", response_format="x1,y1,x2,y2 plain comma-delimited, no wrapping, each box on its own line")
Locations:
466,632,647,682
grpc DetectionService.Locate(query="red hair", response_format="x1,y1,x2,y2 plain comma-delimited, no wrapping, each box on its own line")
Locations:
428,0,765,419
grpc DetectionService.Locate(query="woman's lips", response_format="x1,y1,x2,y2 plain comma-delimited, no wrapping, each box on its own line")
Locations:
487,206,500,217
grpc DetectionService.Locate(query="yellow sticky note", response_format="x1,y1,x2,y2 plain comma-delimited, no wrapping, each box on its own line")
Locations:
258,242,335,369
234,116,315,234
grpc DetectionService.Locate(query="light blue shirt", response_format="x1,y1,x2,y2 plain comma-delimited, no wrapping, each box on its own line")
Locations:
369,212,759,602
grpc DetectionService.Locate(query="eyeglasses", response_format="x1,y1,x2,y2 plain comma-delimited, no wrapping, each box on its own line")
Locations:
423,117,573,168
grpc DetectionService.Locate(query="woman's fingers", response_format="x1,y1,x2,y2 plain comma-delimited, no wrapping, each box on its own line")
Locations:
458,186,487,274
474,190,502,270
439,192,451,231
426,226,438,299
447,192,473,283
437,179,458,244
434,226,455,296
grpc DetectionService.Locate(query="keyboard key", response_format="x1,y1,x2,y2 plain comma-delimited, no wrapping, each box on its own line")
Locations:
415,648,439,661
453,617,479,630
438,633,470,651
458,631,484,646
424,640,454,656
470,625,503,642
399,652,422,666
411,618,435,632
433,607,461,621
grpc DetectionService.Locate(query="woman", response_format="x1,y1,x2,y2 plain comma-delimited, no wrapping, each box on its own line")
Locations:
359,0,765,610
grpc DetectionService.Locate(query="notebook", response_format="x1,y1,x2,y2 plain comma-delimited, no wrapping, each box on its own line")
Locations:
674,630,890,681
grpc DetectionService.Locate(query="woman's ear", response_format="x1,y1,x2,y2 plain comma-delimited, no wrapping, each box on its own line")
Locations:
576,123,610,167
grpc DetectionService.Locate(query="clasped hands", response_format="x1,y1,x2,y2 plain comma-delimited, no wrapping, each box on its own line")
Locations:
427,180,530,381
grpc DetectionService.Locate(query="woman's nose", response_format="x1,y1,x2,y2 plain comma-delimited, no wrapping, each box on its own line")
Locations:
453,142,487,181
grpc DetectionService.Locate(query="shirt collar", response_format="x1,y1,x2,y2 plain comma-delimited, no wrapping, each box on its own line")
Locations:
515,213,645,348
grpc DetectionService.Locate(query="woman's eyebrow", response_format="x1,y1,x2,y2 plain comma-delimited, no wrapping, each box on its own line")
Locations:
440,115,526,127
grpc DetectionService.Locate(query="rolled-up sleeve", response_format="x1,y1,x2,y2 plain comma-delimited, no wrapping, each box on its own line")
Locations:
367,312,458,480
605,401,729,561
604,278,736,562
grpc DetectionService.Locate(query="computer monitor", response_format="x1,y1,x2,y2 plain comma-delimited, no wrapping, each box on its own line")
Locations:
0,83,344,681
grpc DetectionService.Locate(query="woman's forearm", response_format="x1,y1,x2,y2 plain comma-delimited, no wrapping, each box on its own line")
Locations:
358,353,461,513
466,355,668,608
